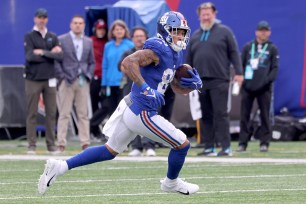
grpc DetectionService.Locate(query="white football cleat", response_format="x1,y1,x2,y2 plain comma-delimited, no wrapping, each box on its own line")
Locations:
38,159,63,195
160,177,199,195
128,149,143,157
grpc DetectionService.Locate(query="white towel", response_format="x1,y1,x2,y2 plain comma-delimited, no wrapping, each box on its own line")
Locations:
189,90,202,120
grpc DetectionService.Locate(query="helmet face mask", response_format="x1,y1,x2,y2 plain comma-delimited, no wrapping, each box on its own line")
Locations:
157,11,191,52
167,27,190,52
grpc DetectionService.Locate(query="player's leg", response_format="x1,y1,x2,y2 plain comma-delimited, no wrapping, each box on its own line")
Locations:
160,141,199,195
38,110,136,195
65,117,137,169
123,109,199,195
38,144,117,195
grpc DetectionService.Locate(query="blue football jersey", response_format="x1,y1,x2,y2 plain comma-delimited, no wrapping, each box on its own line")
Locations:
129,37,183,115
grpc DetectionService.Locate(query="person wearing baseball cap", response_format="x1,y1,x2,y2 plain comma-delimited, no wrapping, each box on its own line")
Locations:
94,19,107,32
35,8,48,18
237,20,279,153
89,19,108,141
24,8,63,155
256,21,270,31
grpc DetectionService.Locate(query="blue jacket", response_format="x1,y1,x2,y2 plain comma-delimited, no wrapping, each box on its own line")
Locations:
102,38,134,86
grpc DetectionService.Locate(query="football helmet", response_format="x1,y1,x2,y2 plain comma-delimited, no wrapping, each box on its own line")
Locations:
157,11,191,52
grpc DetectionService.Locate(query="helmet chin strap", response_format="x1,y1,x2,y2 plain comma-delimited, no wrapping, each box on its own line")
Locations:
177,40,187,49
171,40,186,52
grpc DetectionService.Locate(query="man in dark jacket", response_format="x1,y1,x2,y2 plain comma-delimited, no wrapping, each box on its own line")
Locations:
237,21,279,153
24,8,63,154
186,2,244,156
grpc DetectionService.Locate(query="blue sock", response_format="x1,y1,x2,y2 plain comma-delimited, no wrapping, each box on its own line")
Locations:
167,143,190,180
66,145,115,170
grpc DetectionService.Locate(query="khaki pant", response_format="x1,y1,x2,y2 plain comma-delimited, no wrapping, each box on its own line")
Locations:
25,79,57,151
57,79,90,147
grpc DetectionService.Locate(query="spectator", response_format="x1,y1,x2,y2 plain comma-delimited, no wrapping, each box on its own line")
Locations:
89,19,108,140
237,21,279,153
24,8,63,155
55,15,95,152
102,19,134,111
117,26,156,156
90,20,134,130
186,2,244,156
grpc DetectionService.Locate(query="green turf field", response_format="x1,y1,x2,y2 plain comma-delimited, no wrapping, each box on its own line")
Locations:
0,140,306,203
1,139,306,158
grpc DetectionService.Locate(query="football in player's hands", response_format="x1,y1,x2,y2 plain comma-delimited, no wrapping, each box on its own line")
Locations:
171,64,194,95
174,64,193,80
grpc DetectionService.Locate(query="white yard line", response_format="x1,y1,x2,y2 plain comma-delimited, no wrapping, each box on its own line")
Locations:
1,188,306,200
1,154,306,163
0,162,296,173
1,174,306,185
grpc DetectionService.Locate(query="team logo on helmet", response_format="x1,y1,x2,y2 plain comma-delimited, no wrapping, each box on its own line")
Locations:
160,15,169,25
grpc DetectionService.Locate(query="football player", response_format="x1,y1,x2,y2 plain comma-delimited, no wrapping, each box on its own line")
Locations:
38,11,202,195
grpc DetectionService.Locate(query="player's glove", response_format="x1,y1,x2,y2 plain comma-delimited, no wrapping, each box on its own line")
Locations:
140,82,165,109
180,68,203,91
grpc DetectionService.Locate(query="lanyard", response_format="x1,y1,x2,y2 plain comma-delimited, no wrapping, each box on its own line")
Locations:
78,69,84,87
200,30,210,41
251,43,268,59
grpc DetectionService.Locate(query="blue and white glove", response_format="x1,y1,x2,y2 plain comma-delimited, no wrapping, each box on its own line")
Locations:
140,82,165,109
180,68,203,91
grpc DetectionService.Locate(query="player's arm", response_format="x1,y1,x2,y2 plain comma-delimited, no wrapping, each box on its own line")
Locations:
121,49,159,86
170,77,193,95
121,49,165,108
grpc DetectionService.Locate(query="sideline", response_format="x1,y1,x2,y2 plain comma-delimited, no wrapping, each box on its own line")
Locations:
1,154,306,163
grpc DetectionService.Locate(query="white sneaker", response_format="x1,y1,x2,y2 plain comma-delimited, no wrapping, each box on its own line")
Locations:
128,149,143,157
38,159,63,195
47,150,61,155
146,149,156,157
160,177,199,195
27,150,36,155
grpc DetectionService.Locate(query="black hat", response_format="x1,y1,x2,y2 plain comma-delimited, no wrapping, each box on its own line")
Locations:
35,8,48,18
256,21,270,30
